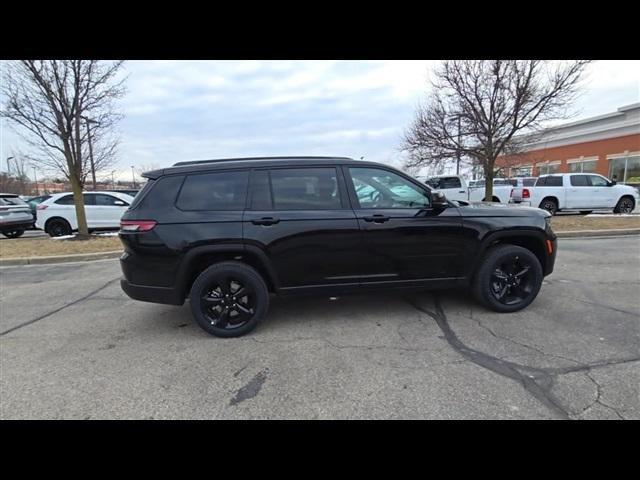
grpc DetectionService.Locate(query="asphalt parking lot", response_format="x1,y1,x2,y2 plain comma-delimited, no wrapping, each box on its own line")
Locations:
1,236,638,419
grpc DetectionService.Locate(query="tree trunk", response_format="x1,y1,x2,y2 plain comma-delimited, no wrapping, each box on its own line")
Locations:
484,160,494,202
69,172,89,239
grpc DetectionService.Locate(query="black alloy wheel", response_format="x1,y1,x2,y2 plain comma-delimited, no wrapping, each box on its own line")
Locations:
190,261,269,337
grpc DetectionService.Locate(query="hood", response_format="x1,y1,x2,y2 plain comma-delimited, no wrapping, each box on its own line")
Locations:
455,201,550,218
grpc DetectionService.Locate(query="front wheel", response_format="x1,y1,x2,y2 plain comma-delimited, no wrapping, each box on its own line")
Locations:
472,244,544,313
189,261,269,338
2,229,25,238
613,196,635,214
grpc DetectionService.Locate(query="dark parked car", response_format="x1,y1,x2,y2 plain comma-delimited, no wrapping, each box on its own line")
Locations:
119,157,557,337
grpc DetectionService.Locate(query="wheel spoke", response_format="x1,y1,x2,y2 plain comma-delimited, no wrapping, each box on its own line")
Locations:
234,303,252,315
202,295,223,305
514,265,530,277
233,287,247,298
216,309,229,328
493,269,508,280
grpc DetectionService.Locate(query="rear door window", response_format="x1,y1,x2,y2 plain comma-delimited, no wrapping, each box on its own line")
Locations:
177,170,249,211
55,195,75,205
270,168,342,210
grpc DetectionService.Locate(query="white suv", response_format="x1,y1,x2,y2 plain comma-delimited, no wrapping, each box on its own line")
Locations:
36,191,134,236
511,173,639,215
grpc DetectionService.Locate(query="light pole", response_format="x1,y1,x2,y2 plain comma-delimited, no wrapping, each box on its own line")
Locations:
131,166,137,189
5,156,14,174
33,166,39,195
81,116,99,190
111,170,116,189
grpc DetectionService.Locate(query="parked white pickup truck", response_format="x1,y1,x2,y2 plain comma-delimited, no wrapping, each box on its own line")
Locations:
510,173,639,215
417,175,515,204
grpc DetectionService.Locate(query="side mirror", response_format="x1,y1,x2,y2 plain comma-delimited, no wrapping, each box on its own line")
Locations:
431,191,448,208
608,180,617,186
114,200,126,206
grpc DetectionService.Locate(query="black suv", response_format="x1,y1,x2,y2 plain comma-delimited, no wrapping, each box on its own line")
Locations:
119,157,557,337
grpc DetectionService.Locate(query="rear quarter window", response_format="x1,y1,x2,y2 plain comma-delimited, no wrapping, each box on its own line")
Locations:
176,171,249,211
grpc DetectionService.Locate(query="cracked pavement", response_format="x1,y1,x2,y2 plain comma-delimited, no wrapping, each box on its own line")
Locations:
1,236,638,419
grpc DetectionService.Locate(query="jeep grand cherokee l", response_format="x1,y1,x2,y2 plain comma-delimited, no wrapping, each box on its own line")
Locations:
119,157,557,338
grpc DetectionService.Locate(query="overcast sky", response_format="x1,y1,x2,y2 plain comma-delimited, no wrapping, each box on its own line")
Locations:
1,60,639,180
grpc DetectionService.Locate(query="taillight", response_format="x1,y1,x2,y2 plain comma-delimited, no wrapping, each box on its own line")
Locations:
36,204,48,210
120,220,156,232
522,188,530,199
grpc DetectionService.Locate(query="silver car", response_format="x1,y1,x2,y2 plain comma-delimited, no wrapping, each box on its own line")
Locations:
0,193,35,238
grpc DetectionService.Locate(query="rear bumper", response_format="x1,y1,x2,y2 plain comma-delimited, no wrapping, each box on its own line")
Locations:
0,219,35,231
120,277,184,306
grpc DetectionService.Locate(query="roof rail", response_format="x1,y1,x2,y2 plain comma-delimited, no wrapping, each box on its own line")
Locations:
172,156,353,167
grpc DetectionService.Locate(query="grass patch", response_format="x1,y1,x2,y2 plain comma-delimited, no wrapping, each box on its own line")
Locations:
0,235,122,259
551,215,640,231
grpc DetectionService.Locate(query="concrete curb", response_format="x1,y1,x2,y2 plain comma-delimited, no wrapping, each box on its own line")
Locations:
556,228,640,238
0,250,122,266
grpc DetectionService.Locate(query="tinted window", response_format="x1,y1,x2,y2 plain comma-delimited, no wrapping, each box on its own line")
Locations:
537,176,562,187
350,167,430,209
177,171,249,211
83,194,96,206
428,177,461,189
95,194,128,206
588,175,608,187
523,178,537,186
270,168,341,210
249,170,273,210
570,175,589,186
55,194,75,205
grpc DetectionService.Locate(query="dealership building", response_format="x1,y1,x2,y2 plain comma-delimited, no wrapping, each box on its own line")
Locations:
497,103,640,184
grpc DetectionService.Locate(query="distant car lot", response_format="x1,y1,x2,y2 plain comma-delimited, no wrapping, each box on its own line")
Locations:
1,236,638,419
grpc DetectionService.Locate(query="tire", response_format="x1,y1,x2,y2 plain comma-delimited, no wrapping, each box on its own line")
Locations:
539,198,558,215
46,218,72,237
472,244,544,313
482,196,500,202
579,211,593,215
613,196,635,214
2,229,25,238
189,261,269,338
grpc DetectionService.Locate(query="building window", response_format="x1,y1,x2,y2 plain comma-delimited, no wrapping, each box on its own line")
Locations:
608,154,640,184
536,162,560,175
568,158,598,173
511,165,532,177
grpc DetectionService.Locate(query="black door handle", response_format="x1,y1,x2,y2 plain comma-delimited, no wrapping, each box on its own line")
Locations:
363,214,390,223
251,217,280,226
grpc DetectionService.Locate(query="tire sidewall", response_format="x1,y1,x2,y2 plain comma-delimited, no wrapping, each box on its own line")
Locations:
473,245,544,313
189,261,269,338
2,229,24,238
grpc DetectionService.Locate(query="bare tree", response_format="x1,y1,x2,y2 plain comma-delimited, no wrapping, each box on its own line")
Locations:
1,60,126,237
402,60,590,200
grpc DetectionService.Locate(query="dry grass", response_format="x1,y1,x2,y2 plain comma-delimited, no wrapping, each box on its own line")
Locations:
0,235,122,259
551,215,640,231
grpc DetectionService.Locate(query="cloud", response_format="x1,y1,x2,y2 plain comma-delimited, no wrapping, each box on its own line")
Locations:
3,60,639,179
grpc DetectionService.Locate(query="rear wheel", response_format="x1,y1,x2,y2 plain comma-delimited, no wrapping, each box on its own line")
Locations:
613,196,635,214
1,229,25,238
189,261,269,338
472,244,543,313
46,218,72,237
539,198,558,215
